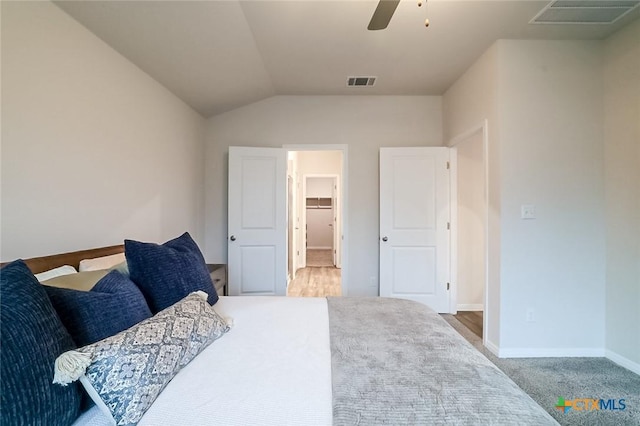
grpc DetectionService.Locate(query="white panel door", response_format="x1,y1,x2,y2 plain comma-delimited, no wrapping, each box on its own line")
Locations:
379,147,451,312
228,147,287,296
332,179,339,267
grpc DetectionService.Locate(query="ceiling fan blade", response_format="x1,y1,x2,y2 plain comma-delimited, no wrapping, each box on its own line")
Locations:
368,0,401,31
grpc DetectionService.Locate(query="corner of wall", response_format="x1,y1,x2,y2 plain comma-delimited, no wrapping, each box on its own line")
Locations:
603,18,640,368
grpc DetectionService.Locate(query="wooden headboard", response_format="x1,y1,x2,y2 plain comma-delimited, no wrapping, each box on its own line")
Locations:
2,245,124,274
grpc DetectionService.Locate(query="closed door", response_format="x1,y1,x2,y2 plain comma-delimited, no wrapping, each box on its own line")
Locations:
228,146,287,296
379,147,451,312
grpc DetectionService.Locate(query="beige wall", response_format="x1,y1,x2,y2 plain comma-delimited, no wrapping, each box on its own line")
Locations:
297,151,342,176
205,95,442,296
603,19,640,369
0,2,206,260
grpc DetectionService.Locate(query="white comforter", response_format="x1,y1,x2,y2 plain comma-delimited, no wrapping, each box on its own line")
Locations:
74,296,333,426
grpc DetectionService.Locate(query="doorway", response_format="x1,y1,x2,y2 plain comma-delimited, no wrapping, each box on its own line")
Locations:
450,121,488,343
305,176,337,267
286,149,344,297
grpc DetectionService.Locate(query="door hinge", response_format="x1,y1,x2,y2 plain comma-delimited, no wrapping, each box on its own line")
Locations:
447,222,450,230
447,282,450,290
446,161,450,169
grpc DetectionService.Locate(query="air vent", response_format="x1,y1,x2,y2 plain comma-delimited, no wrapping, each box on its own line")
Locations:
531,0,640,24
347,76,376,87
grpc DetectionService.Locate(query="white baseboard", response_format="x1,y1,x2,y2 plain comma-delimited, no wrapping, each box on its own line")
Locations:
457,304,483,311
484,339,500,357
497,347,605,358
307,246,332,250
606,349,640,375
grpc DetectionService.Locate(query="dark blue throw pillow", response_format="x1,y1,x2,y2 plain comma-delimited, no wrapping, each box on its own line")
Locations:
44,270,152,348
0,260,82,425
125,232,218,313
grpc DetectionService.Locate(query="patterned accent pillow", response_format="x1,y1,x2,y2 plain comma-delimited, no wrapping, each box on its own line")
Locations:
44,270,152,347
54,292,230,426
125,232,218,313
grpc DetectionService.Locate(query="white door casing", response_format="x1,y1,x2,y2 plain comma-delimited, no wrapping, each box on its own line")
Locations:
379,147,451,313
332,178,339,267
228,146,287,296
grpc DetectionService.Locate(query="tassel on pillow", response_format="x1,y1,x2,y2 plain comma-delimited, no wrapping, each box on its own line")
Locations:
193,290,208,300
53,350,92,386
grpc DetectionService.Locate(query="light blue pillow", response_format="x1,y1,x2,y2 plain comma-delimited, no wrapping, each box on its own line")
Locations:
54,292,231,426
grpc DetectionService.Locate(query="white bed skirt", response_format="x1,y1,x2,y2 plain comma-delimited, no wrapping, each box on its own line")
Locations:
74,296,333,426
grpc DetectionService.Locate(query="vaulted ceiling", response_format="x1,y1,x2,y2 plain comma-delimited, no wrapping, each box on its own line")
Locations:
55,1,640,117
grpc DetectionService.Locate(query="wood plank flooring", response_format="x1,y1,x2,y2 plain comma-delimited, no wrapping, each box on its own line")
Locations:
454,311,483,338
306,249,334,267
287,266,341,297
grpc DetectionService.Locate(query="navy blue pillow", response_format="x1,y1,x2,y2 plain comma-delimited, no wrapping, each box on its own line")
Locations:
125,232,218,313
44,270,152,348
0,260,82,425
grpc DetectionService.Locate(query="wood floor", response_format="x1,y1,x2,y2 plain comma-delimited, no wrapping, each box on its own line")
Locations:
454,311,483,338
306,249,334,267
287,265,341,297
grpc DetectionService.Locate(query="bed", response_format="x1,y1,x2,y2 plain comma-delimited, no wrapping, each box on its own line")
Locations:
1,239,559,426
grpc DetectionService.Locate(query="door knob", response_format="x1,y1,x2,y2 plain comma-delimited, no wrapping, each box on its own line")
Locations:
230,235,236,241
382,236,388,242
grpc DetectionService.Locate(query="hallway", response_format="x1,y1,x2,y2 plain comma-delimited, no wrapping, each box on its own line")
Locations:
287,265,341,297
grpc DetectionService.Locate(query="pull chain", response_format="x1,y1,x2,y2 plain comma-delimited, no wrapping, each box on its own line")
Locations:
418,0,430,27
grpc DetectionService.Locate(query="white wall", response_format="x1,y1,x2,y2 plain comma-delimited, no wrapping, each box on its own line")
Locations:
455,131,485,311
306,208,333,249
498,40,605,355
603,19,640,370
443,43,501,348
205,95,442,296
444,40,607,356
0,1,206,260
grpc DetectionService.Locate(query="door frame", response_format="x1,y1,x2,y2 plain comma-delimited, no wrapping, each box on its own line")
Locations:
283,144,349,296
302,174,341,268
448,119,490,347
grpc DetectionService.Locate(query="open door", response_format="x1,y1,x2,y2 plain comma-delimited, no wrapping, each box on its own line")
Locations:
379,147,451,312
228,146,287,296
332,178,341,268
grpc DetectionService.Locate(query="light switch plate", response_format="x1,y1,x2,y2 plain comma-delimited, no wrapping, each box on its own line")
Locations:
521,204,536,219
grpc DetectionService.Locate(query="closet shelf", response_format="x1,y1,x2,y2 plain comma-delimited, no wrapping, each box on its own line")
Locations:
306,197,332,209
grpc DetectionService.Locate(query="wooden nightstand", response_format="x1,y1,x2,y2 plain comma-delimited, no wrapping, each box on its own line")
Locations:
207,264,227,296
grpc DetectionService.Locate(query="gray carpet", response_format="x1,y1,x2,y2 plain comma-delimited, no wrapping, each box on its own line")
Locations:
441,314,640,426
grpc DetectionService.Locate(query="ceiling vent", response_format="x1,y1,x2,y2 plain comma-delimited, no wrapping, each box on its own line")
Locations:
531,1,640,24
347,77,376,87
